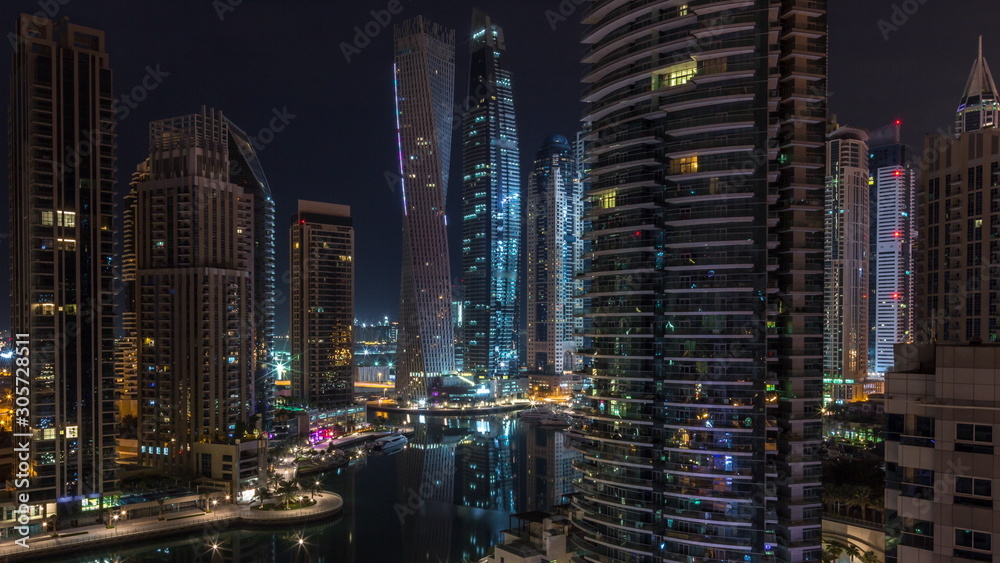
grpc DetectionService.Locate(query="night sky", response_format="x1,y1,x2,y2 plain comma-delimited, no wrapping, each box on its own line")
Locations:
0,0,997,337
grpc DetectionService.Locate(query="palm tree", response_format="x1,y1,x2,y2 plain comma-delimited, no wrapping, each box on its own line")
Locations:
823,539,846,562
843,542,862,563
276,479,299,509
847,485,873,520
308,479,323,500
860,551,880,563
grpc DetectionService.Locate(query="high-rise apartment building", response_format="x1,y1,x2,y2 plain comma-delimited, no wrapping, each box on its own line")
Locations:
228,121,277,431
956,36,1000,135
824,127,870,403
393,17,457,404
460,9,521,379
290,200,355,408
525,135,582,377
8,15,118,516
884,343,1000,563
130,108,266,475
571,2,828,561
917,41,1000,343
869,142,915,375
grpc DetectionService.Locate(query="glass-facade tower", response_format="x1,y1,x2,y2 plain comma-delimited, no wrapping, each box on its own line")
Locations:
570,2,828,561
393,17,457,404
525,134,582,376
460,9,521,379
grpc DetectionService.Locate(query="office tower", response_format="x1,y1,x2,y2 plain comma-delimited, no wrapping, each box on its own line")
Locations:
884,343,999,563
824,127,870,403
869,142,915,375
227,121,277,431
460,9,521,379
572,2,828,561
525,135,582,377
290,200,355,408
917,125,1000,342
8,15,118,514
393,17,457,404
955,36,1000,135
131,108,263,475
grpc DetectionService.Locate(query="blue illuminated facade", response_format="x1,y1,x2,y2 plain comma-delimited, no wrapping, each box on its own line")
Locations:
460,9,521,379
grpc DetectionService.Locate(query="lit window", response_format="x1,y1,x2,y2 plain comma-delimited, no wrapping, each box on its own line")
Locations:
653,60,697,90
57,210,76,227
671,156,699,175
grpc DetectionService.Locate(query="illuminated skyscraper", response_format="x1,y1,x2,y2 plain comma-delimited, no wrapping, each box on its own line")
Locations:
393,17,457,404
824,126,870,403
955,35,1000,135
131,108,265,475
525,134,582,376
571,2,828,561
227,121,277,431
460,9,521,379
869,142,915,375
8,14,118,515
290,200,355,408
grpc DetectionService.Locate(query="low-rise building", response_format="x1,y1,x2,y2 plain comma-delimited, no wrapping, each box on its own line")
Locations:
483,511,573,563
191,438,267,502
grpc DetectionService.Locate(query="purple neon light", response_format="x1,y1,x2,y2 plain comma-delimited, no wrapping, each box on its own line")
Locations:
392,63,408,216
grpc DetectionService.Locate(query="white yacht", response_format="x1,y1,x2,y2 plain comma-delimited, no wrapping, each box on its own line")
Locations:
367,434,408,452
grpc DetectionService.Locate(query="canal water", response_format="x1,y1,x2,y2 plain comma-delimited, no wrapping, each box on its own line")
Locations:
48,413,575,562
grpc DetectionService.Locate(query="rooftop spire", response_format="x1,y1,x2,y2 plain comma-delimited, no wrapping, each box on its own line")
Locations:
956,35,1000,134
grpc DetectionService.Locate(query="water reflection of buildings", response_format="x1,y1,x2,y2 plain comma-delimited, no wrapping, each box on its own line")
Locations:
396,419,465,562
454,419,517,511
523,425,581,513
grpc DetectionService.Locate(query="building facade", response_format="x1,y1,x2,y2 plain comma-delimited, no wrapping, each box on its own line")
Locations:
130,108,264,475
824,126,870,403
956,36,1000,136
571,2,828,561
525,135,582,378
7,14,118,520
916,127,1000,343
393,17,457,404
290,200,355,408
869,142,915,375
460,9,522,380
885,343,1000,563
227,121,277,432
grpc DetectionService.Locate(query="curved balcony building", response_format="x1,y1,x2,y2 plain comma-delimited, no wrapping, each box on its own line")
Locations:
571,1,828,562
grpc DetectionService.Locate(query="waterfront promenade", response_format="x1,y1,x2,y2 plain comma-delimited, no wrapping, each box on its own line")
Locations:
0,491,343,562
